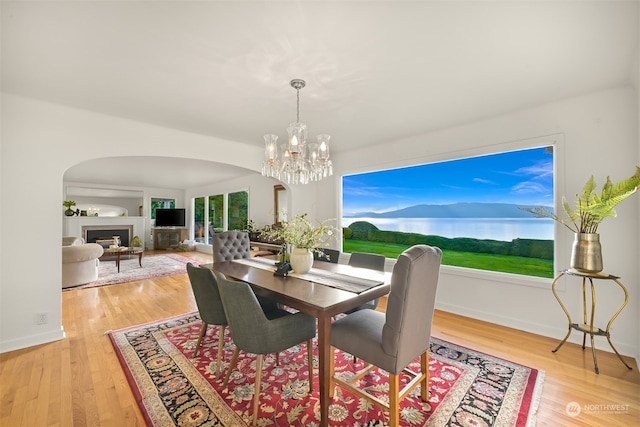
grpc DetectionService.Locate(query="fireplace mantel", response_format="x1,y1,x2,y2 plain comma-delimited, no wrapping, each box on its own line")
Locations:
64,216,146,248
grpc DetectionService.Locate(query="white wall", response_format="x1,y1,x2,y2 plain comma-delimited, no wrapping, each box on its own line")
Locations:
0,93,261,352
633,11,640,369
321,86,639,356
1,87,638,359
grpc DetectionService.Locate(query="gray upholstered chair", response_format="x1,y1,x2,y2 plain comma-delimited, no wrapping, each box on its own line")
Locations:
186,263,228,377
348,251,386,270
313,248,340,264
212,230,251,263
212,230,279,312
330,245,442,427
215,272,316,426
345,251,386,312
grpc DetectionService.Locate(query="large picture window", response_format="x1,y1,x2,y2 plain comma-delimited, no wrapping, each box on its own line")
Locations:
342,146,555,278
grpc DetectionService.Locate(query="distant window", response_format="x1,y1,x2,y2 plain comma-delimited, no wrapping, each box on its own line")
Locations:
342,146,555,278
191,191,248,244
194,197,205,242
209,194,224,235
150,198,175,219
228,191,249,231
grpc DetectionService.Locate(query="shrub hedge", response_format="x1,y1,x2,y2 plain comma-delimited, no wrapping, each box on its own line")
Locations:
344,221,553,260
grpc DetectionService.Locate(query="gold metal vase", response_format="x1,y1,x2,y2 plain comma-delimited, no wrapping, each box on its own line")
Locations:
570,233,603,273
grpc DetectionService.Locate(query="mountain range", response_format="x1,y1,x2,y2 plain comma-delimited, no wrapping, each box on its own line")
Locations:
346,202,552,219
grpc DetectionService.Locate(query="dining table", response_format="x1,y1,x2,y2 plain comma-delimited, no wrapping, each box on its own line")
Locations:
210,256,392,427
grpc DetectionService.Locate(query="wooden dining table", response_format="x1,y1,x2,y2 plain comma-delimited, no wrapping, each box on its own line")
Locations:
211,257,391,427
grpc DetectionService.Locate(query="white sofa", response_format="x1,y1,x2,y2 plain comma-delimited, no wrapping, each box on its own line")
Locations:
62,237,104,288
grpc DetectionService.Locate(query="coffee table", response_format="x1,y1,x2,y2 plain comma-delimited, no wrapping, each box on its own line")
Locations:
101,247,144,273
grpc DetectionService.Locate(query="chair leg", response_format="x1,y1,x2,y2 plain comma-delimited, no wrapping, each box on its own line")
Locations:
223,347,240,388
389,373,400,427
306,339,314,392
420,351,429,401
215,326,225,378
193,322,208,358
253,354,263,426
329,346,335,398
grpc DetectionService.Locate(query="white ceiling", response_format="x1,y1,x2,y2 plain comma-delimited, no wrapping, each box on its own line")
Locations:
2,1,638,189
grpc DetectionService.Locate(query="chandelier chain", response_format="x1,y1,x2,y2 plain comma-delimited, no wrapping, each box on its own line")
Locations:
296,87,300,124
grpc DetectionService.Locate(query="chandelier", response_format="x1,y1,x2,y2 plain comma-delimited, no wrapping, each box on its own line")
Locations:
262,79,333,185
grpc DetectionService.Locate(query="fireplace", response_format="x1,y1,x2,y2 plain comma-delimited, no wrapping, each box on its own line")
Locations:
67,217,146,249
83,225,133,247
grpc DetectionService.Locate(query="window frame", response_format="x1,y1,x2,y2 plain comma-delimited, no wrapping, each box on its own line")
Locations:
190,189,250,244
338,134,566,288
150,198,175,220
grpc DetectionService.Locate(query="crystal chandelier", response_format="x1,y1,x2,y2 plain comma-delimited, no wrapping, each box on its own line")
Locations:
262,79,333,185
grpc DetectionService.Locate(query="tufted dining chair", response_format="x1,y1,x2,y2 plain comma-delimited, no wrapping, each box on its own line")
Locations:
330,245,442,427
215,271,316,426
211,230,280,313
212,230,251,263
186,263,228,377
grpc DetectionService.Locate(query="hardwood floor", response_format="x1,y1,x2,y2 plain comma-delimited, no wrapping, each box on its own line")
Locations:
1,251,638,426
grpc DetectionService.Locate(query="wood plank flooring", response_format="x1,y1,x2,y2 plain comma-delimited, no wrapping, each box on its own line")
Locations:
1,251,638,426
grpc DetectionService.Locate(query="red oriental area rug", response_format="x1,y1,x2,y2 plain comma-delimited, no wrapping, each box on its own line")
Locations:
109,313,544,426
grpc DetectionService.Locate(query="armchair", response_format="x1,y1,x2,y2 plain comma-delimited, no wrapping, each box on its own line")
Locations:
61,237,104,288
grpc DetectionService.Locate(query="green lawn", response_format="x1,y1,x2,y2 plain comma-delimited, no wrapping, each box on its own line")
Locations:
343,239,554,278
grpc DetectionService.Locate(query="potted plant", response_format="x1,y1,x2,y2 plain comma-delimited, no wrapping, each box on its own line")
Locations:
244,219,261,242
130,235,143,248
522,166,640,272
261,213,337,274
63,200,77,216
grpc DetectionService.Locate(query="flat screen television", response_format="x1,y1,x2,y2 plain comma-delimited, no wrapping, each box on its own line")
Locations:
155,208,186,227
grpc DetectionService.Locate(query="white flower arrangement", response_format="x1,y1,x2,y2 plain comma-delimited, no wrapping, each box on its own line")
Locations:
261,213,337,251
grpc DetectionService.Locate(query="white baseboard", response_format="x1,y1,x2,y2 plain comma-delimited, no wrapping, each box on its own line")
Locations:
435,302,637,359
195,243,212,254
0,327,65,354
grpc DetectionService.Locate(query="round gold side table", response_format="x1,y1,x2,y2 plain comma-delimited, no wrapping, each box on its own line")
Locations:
551,269,632,374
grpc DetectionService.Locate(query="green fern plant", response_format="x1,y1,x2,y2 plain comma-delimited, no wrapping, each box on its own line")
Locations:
523,166,640,234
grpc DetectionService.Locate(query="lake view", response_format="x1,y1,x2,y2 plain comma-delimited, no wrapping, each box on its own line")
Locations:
342,217,554,241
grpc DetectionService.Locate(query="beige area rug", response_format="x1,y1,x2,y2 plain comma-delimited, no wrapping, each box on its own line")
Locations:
64,253,201,291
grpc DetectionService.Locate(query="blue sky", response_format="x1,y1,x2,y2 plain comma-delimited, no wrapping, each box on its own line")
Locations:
342,146,554,216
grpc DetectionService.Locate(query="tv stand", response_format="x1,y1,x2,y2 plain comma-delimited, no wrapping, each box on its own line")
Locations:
153,227,187,250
